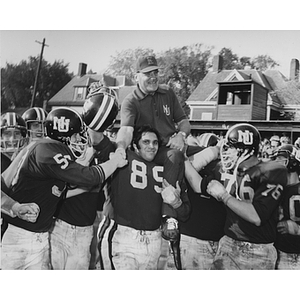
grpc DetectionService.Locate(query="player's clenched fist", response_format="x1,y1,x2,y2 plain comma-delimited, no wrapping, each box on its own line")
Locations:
115,147,127,159
109,151,128,168
12,202,40,223
277,220,300,235
206,180,227,202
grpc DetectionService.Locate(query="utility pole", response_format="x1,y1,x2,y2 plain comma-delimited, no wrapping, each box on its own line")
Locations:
30,38,49,108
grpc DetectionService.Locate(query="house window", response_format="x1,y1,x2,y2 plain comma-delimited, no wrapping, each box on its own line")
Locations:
219,84,251,105
74,87,86,101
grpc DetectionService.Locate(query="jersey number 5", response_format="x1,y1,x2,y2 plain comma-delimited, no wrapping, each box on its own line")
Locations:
53,153,72,169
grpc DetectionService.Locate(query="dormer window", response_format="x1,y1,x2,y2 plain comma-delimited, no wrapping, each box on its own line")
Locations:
219,83,251,105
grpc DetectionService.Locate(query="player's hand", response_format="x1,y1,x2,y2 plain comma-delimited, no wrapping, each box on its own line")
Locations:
166,133,186,152
109,151,128,168
161,179,182,209
115,147,127,159
206,180,227,201
277,220,300,235
11,202,40,223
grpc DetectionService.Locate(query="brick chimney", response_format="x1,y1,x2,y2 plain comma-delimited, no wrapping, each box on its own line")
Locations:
290,58,299,81
212,55,223,72
77,63,87,77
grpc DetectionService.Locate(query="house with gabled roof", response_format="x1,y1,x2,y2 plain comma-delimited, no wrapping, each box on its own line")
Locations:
187,56,300,121
48,63,136,119
186,56,300,141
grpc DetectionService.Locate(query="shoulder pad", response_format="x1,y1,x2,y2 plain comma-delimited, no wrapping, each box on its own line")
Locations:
34,139,73,164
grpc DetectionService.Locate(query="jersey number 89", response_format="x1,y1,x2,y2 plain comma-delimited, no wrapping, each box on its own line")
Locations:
130,160,163,193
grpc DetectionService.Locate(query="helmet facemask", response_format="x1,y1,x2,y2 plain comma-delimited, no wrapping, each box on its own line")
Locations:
27,121,46,139
1,127,28,157
67,129,89,159
220,140,252,171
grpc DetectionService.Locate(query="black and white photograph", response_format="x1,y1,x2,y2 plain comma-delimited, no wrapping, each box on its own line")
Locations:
1,1,299,299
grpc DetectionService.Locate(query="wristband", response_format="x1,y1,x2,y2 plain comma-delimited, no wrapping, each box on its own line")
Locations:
221,193,232,206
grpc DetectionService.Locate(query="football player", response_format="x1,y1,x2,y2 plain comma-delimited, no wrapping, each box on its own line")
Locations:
1,108,47,228
22,107,48,142
186,123,288,269
1,112,30,241
98,125,191,270
1,107,127,270
1,112,28,171
165,133,226,270
273,144,300,269
50,87,119,270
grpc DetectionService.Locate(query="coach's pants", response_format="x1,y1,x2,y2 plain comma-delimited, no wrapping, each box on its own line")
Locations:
50,218,93,270
1,224,50,270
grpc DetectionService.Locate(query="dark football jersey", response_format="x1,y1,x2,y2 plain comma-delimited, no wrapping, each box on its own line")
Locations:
3,139,106,232
179,159,226,241
275,183,300,253
202,157,288,243
112,150,164,230
54,135,115,226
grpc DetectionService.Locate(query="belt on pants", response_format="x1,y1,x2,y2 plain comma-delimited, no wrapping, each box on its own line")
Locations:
226,236,273,251
54,218,93,231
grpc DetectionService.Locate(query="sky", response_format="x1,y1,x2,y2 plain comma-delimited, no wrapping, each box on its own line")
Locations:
1,30,299,78
1,1,300,80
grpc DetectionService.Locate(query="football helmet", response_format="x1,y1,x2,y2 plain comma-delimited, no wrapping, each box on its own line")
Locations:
273,144,300,172
82,87,119,132
1,112,28,154
220,123,261,171
270,135,280,142
22,107,48,138
197,133,219,147
270,135,280,147
280,136,290,145
45,107,88,158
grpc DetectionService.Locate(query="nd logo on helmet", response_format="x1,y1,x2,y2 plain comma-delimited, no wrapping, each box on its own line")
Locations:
53,116,70,132
237,130,253,145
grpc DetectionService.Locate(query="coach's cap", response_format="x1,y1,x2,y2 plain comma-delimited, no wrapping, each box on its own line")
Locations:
136,55,161,73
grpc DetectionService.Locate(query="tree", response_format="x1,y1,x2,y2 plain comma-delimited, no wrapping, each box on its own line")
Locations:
1,57,73,111
158,44,212,115
251,55,279,71
218,48,279,72
218,47,242,70
106,48,155,85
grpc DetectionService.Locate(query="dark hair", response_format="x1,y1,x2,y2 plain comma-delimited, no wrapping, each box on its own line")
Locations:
132,125,162,150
